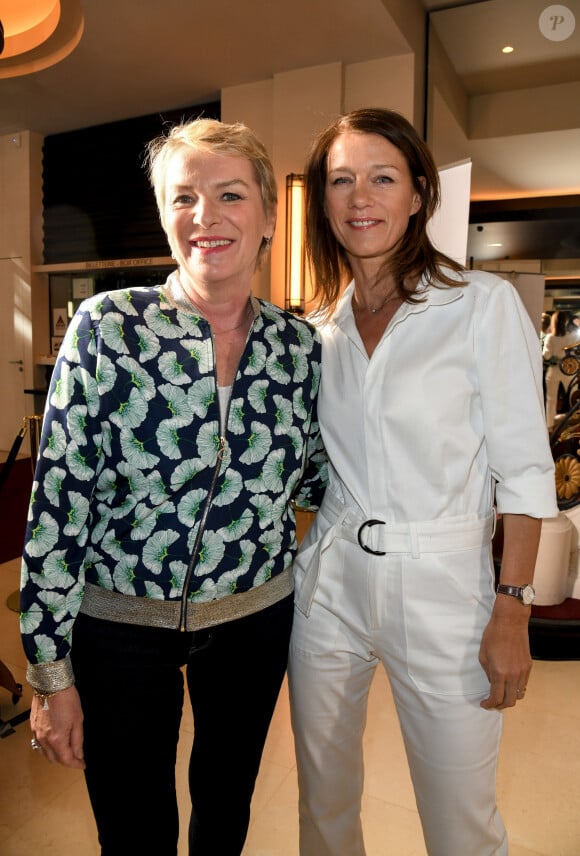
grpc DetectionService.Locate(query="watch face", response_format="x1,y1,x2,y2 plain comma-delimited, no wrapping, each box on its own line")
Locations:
522,584,535,605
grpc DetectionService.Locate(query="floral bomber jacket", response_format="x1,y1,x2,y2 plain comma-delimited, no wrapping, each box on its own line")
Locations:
20,274,326,678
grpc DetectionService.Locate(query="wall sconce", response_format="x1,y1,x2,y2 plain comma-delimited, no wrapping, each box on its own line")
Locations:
285,173,305,315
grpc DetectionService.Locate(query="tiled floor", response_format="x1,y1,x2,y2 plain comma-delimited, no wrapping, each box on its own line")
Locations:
1,554,579,855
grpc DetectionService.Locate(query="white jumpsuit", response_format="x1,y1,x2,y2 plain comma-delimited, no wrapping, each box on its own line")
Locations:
289,271,558,856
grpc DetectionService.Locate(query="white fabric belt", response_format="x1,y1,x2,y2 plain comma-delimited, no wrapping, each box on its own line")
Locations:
294,492,496,616
320,491,495,558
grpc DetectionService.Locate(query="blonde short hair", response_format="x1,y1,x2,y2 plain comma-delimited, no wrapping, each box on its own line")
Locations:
146,118,277,264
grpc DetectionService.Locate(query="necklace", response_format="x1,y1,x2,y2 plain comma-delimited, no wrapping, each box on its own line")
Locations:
210,300,253,335
353,289,399,314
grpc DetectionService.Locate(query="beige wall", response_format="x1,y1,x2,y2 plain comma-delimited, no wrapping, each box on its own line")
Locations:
378,0,426,130
0,131,46,448
425,29,468,146
0,131,47,361
470,81,580,139
344,55,415,118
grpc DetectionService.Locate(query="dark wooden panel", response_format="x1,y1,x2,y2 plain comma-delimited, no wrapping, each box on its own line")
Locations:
43,101,221,264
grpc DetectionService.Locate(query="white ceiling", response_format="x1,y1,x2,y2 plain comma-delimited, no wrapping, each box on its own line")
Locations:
427,0,580,201
430,0,580,81
0,0,578,262
0,0,409,137
425,0,580,263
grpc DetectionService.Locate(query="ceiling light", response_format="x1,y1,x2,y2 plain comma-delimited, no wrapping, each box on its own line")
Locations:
488,243,503,247
0,1,60,59
502,45,514,54
0,0,83,79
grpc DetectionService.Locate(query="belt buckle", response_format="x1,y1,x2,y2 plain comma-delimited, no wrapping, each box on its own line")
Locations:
357,519,386,556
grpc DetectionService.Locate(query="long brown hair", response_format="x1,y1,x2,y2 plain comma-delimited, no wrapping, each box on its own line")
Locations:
551,310,573,337
304,108,464,314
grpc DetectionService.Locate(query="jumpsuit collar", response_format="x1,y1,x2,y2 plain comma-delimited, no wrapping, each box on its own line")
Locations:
332,277,465,355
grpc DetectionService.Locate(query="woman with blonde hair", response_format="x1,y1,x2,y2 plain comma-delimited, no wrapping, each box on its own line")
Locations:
21,117,325,856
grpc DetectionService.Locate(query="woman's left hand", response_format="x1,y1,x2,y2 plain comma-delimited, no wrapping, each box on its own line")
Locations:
478,601,532,710
30,685,85,768
479,512,540,710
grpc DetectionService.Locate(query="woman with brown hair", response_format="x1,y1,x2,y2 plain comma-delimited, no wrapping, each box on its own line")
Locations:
288,108,557,856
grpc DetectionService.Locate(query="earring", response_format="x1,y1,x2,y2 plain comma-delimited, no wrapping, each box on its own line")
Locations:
264,236,272,248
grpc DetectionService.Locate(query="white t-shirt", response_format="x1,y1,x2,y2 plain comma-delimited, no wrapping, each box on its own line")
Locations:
218,385,232,432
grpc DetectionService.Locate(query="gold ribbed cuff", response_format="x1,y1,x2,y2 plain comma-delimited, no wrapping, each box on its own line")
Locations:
26,656,74,694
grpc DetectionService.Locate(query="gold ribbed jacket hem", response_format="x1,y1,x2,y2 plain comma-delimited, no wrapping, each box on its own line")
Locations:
79,568,294,632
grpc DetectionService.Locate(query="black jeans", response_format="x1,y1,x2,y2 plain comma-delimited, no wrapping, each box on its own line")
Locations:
71,594,294,856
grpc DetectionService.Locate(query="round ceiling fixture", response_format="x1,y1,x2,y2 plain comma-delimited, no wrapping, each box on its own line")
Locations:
0,0,83,78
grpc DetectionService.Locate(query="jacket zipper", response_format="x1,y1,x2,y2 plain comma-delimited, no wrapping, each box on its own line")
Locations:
178,433,227,630
178,314,255,630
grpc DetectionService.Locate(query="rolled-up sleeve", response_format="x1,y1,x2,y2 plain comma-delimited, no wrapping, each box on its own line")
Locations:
475,279,557,518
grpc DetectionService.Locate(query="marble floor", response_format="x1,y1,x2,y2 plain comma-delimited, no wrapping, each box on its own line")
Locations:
1,555,579,855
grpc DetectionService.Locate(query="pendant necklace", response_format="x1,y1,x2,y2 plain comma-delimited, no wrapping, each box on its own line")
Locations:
354,289,399,315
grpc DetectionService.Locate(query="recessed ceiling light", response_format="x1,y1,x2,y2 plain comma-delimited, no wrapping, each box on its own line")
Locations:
502,45,514,54
488,242,503,247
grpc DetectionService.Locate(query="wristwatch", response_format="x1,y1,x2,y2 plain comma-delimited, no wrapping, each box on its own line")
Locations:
496,583,536,606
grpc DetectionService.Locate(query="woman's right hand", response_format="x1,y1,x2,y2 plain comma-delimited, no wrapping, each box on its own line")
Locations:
30,685,86,768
